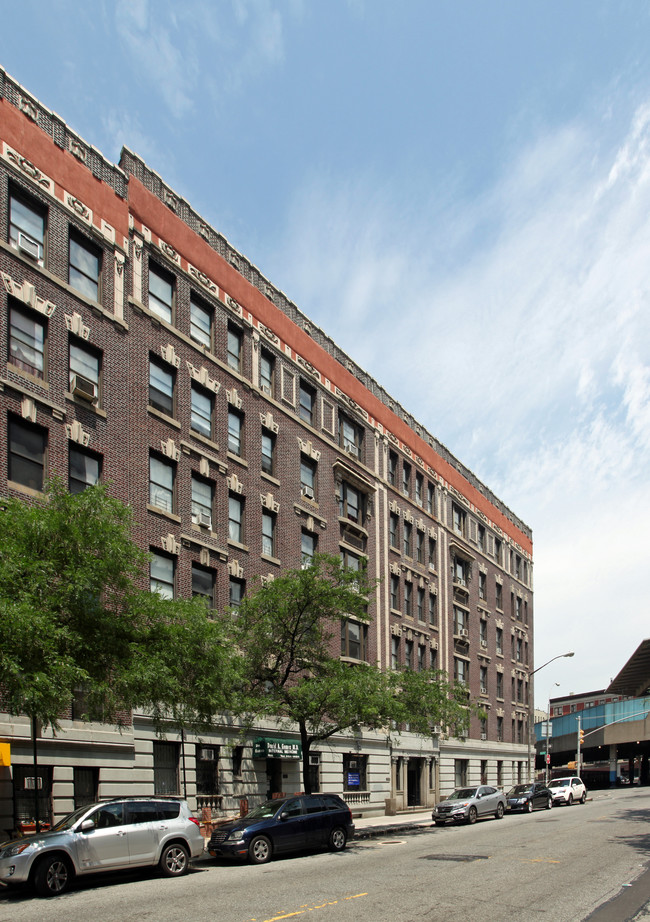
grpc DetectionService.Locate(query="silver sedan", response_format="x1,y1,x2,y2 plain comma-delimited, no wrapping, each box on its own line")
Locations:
433,785,506,826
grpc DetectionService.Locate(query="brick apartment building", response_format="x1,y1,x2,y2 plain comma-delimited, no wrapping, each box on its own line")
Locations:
0,67,533,830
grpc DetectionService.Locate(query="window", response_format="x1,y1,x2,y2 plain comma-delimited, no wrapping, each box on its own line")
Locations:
478,524,486,551
228,409,244,456
301,530,317,566
452,503,466,536
453,606,468,636
261,431,275,475
391,636,400,670
479,572,487,600
150,552,175,599
495,537,502,564
403,520,412,557
148,263,174,322
149,454,174,512
415,472,423,505
190,296,212,349
228,494,244,544
341,620,367,661
229,577,245,609
427,483,435,516
405,639,413,669
73,767,98,810
388,450,397,486
417,587,425,622
339,481,363,524
259,349,274,395
343,753,367,792
192,563,215,608
9,303,46,379
153,741,179,795
516,637,523,663
149,358,174,417
227,324,242,371
428,536,436,569
453,556,470,587
495,581,503,610
232,745,244,778
416,530,424,564
497,718,504,743
430,646,438,670
262,511,276,557
404,582,412,617
496,672,504,699
479,619,487,646
191,386,213,438
455,759,468,787
480,666,488,695
340,547,362,576
300,456,316,499
496,628,503,655
390,574,400,610
191,475,213,528
340,415,362,458
196,745,220,797
402,462,411,497
69,447,101,494
517,678,524,703
69,341,100,403
417,645,426,671
515,554,522,579
9,189,45,264
69,232,101,301
454,658,468,684
8,418,46,490
389,513,399,548
428,592,437,626
299,380,315,425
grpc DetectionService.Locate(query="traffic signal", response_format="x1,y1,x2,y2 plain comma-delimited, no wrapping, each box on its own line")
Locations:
579,728,585,746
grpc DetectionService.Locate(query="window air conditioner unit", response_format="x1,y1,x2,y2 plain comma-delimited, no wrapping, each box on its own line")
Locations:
459,628,469,638
481,733,487,741
309,754,320,766
261,384,271,395
480,686,488,695
480,640,488,648
431,724,441,735
71,374,98,403
301,486,314,500
198,513,212,528
199,748,215,761
344,445,358,457
17,231,41,261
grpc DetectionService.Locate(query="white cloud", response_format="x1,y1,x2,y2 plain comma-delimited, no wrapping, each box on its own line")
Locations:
264,95,650,697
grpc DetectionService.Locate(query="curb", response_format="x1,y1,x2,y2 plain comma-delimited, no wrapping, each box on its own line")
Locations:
354,820,433,840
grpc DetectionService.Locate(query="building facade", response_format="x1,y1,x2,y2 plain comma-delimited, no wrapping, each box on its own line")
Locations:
0,68,534,832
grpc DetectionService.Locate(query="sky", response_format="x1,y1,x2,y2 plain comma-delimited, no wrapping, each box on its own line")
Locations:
2,0,650,706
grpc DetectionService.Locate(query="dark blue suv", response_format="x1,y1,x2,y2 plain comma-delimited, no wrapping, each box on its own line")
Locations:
208,794,354,864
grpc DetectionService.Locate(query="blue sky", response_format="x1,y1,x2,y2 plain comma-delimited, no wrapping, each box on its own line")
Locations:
2,0,650,704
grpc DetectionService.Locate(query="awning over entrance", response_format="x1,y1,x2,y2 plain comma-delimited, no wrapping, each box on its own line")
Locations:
252,737,302,760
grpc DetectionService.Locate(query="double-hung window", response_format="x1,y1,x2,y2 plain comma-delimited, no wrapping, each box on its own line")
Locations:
340,415,361,457
148,264,174,322
149,454,174,513
9,190,45,264
227,325,242,371
150,359,174,417
228,494,244,544
8,418,46,491
69,447,101,494
262,511,276,557
300,457,316,499
341,620,367,661
69,341,100,404
191,476,213,529
69,232,101,301
299,381,315,425
9,303,46,379
390,574,400,610
339,481,363,524
301,530,317,566
190,296,212,349
192,563,215,608
191,386,213,439
403,521,412,557
404,582,412,617
261,431,275,475
228,409,244,456
150,552,175,599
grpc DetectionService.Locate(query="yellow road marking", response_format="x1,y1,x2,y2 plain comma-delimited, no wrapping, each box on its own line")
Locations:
260,893,368,922
517,857,560,864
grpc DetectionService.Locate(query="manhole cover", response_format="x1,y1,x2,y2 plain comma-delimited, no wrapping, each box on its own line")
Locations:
420,854,489,862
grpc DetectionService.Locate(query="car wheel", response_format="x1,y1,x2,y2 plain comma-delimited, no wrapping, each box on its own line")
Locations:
33,855,72,897
567,794,573,806
329,827,347,851
467,806,478,825
546,797,553,810
159,842,190,877
526,800,533,813
580,791,586,804
249,834,272,864
495,802,504,820
435,820,445,827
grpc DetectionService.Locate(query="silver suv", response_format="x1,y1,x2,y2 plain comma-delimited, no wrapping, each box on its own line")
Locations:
0,797,204,897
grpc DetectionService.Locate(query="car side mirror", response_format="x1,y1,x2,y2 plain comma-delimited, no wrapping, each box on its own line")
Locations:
80,819,95,833
279,812,288,822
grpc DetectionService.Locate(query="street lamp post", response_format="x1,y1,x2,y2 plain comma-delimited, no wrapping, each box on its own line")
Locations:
528,652,574,783
545,683,560,785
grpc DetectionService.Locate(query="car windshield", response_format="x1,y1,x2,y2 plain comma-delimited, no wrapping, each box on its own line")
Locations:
509,785,533,796
244,800,287,820
548,779,569,788
50,804,94,831
449,788,478,800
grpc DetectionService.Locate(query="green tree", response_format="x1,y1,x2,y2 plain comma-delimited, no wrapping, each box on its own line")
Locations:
0,480,235,732
233,554,471,794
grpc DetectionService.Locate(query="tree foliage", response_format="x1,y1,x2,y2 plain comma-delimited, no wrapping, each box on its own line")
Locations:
0,481,236,731
233,554,473,794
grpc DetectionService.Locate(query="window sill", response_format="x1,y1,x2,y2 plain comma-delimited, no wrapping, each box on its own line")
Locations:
190,429,220,452
261,553,281,567
7,480,45,499
227,451,248,468
261,471,280,486
7,364,49,389
227,539,249,553
65,391,107,418
147,504,181,523
148,406,181,429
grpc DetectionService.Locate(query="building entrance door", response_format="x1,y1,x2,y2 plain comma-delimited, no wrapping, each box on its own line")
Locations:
407,759,422,806
266,758,283,799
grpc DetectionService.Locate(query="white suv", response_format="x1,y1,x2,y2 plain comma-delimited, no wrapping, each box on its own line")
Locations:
0,797,204,897
547,776,587,806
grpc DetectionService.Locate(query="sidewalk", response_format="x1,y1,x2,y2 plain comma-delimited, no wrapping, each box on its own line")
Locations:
353,808,433,839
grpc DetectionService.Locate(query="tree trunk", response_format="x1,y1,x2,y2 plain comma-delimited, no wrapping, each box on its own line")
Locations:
300,722,312,795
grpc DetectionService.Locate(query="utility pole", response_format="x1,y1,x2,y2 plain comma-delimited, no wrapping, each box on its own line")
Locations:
576,714,581,778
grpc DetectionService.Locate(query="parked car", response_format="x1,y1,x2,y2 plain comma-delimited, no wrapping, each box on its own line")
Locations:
433,785,506,826
506,782,553,812
208,794,354,864
547,776,587,806
0,797,204,898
